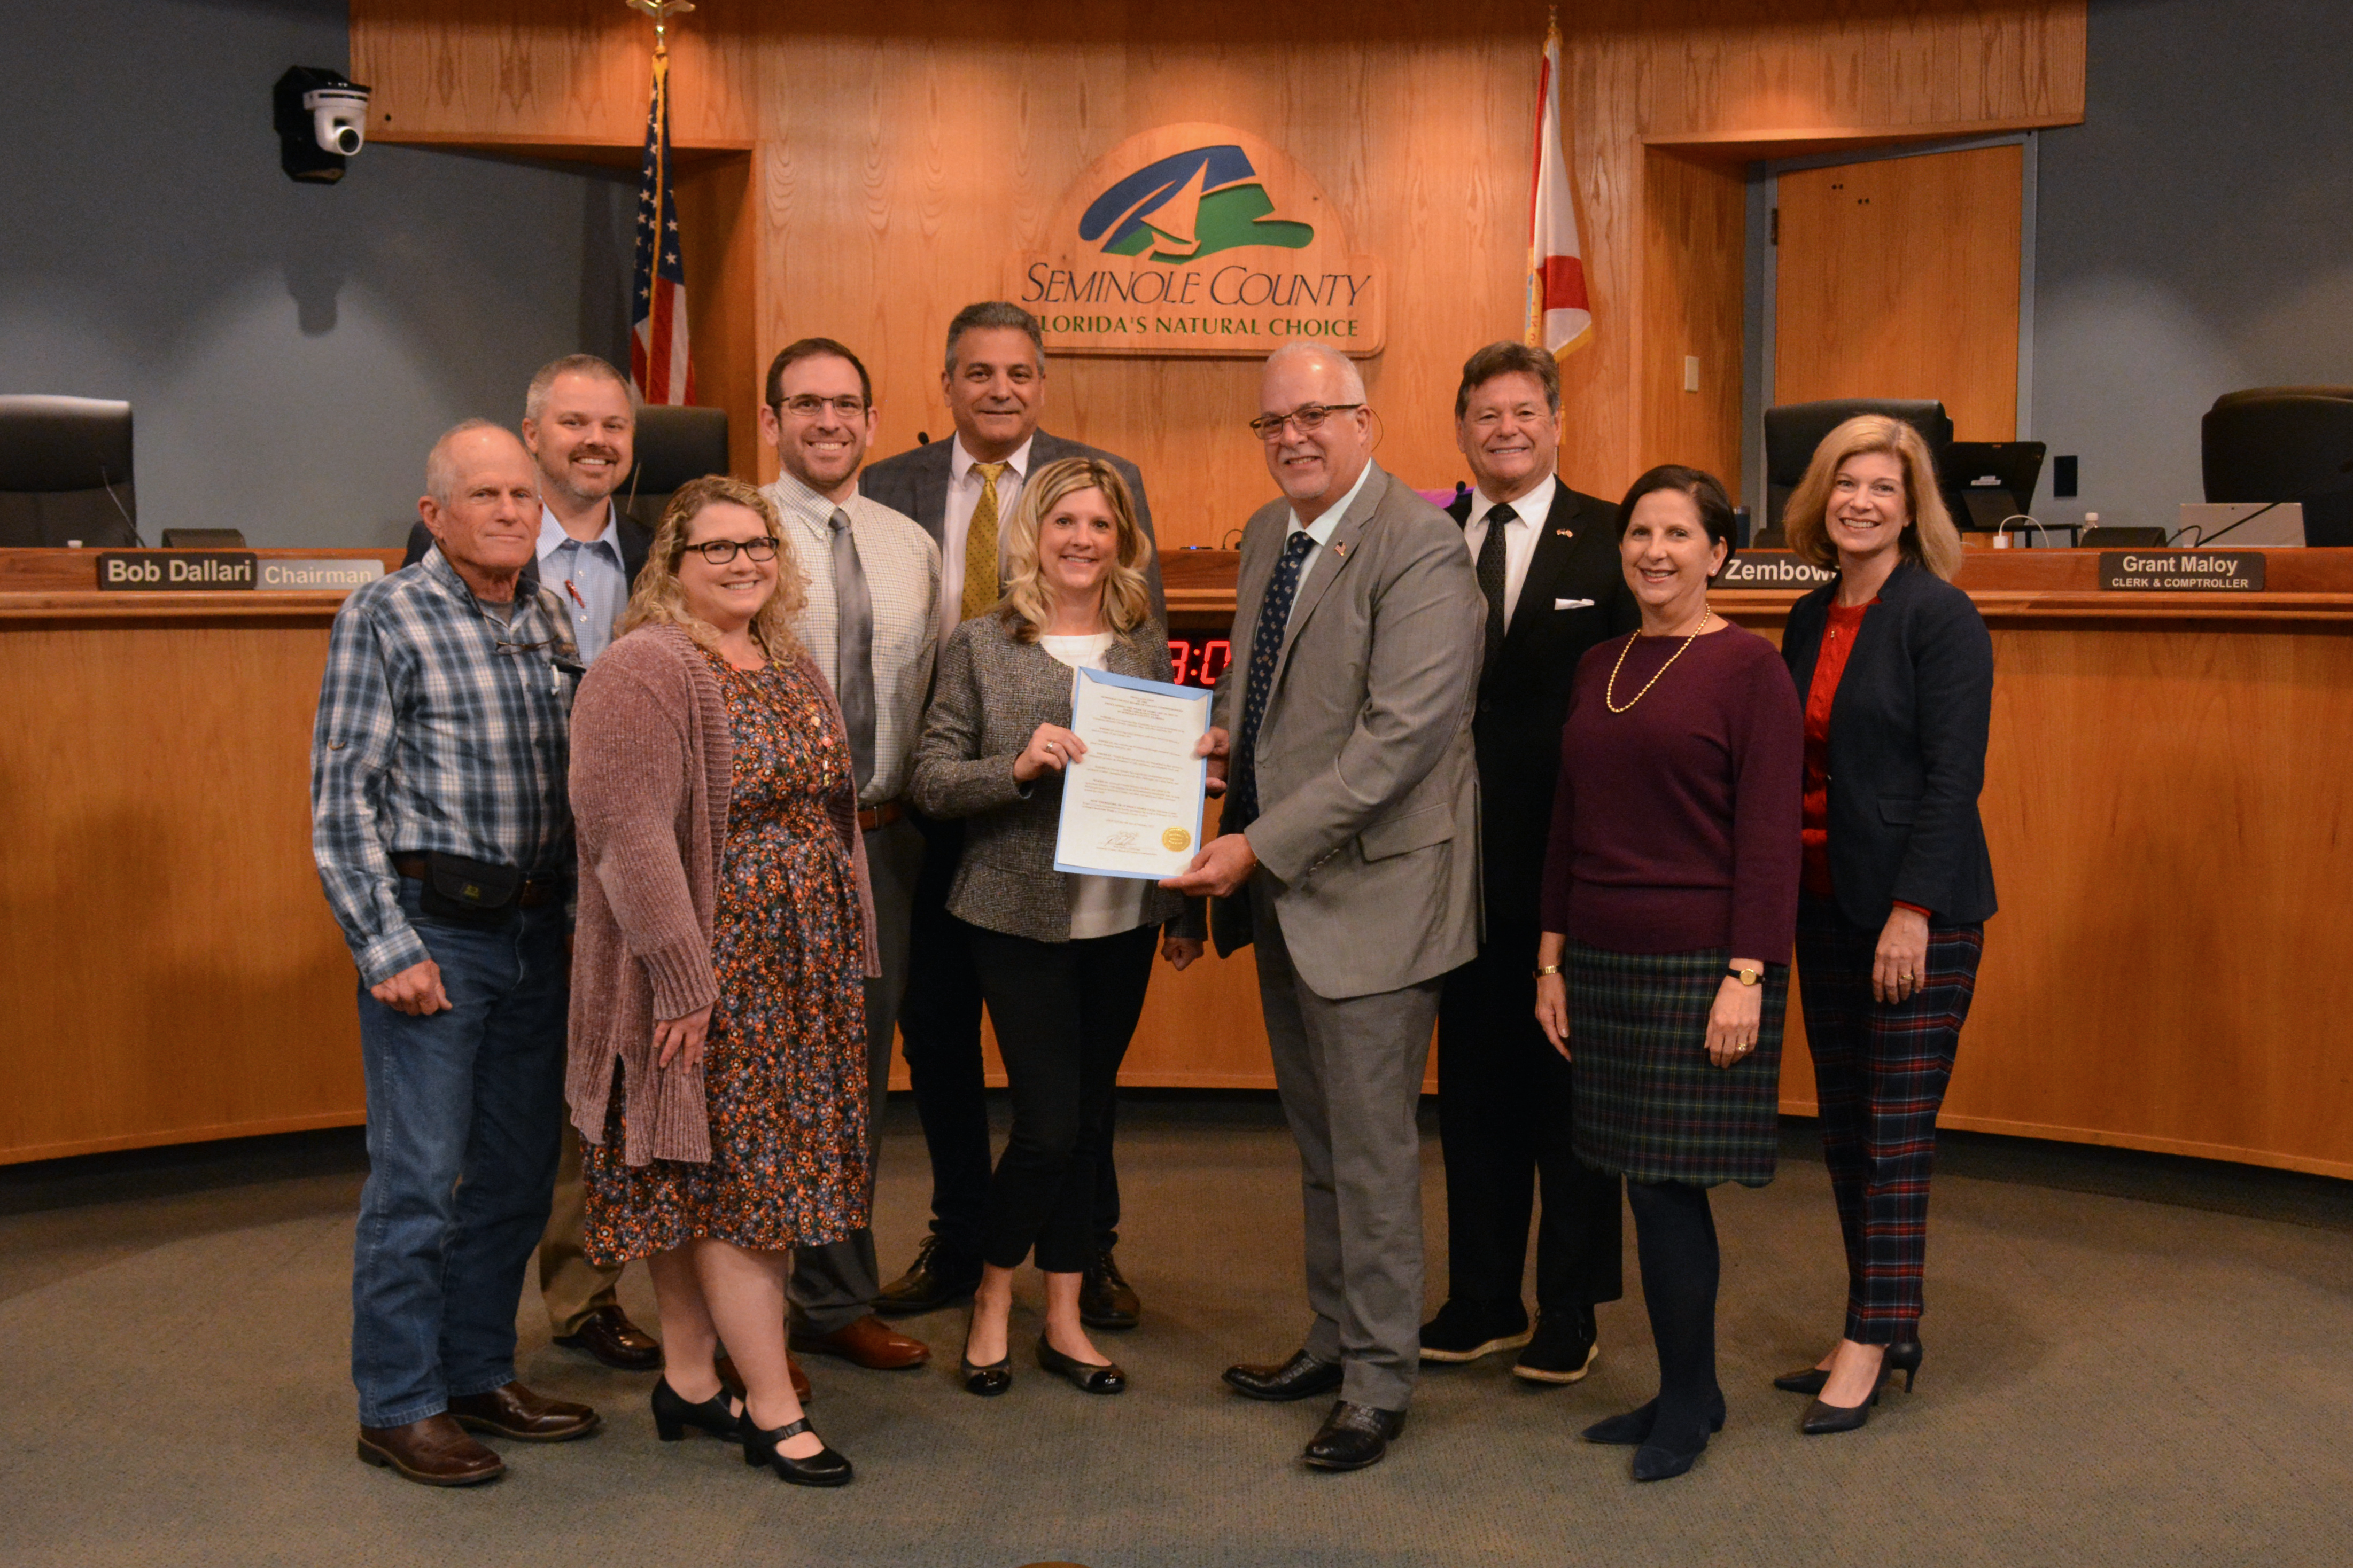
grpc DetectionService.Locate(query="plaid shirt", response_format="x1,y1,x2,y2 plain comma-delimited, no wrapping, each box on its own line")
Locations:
311,547,582,985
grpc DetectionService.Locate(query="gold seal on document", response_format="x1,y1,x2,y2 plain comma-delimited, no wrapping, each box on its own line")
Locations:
1161,826,1192,852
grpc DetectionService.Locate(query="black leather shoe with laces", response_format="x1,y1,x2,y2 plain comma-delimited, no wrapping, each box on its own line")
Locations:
1302,1401,1405,1471
1079,1247,1141,1330
874,1235,981,1316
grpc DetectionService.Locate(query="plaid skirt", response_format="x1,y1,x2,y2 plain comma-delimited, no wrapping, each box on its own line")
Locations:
1567,942,1788,1187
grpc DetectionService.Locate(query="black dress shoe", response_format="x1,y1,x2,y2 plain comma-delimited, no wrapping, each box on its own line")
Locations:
1801,1385,1880,1434
1078,1248,1141,1330
874,1235,982,1316
1223,1349,1344,1402
1772,1365,1831,1395
1037,1334,1126,1394
650,1377,742,1442
961,1316,1013,1397
1778,1339,1921,1396
1581,1392,1726,1446
552,1304,663,1372
742,1415,853,1487
1302,1400,1405,1471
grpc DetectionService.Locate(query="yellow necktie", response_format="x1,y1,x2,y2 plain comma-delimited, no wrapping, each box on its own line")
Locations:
961,461,1007,621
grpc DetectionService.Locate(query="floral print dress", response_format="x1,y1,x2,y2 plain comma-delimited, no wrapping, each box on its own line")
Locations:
583,649,869,1260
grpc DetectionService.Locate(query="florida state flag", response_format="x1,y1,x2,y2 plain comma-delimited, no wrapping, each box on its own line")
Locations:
1525,18,1593,357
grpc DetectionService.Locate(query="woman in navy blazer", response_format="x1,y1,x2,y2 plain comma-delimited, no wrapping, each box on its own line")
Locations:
1773,416,1995,1435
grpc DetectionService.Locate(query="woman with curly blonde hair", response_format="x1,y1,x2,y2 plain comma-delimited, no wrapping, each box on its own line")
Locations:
910,455,1203,1399
565,474,880,1486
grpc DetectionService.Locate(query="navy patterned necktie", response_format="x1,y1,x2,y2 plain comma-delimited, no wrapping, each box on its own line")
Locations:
1226,527,1321,834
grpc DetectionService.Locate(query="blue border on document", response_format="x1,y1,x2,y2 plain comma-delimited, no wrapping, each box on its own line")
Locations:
1051,664,1212,881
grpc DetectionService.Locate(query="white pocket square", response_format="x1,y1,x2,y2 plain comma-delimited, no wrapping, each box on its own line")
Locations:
1554,597,1596,610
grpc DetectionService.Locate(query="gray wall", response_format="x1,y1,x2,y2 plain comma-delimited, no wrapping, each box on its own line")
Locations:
0,0,634,549
2032,0,2353,532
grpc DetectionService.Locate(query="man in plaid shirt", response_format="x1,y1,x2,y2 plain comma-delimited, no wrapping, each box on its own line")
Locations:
313,418,599,1487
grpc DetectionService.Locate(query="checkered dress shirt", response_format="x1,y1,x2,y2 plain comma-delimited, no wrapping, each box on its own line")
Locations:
311,547,581,986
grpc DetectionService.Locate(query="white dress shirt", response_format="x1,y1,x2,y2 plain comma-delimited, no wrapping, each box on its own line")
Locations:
938,433,1035,654
537,503,629,662
1281,459,1378,631
1460,470,1557,630
763,470,942,808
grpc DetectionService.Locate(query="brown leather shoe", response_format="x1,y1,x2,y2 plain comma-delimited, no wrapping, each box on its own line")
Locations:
791,1313,931,1370
718,1351,813,1405
356,1414,505,1486
446,1381,601,1442
552,1304,662,1372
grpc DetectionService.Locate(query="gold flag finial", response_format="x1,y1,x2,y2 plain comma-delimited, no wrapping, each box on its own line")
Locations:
626,0,694,54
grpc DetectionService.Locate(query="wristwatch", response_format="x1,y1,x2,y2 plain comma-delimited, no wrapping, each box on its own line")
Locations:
1727,963,1762,987
1534,963,1563,978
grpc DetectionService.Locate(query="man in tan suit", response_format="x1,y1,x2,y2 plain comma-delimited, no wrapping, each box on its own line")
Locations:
1166,341,1484,1472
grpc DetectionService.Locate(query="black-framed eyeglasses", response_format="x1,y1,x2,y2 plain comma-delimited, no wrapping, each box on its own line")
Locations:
1248,403,1364,440
679,536,781,565
776,394,869,420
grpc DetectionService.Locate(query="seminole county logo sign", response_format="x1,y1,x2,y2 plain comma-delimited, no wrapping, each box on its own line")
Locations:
1014,124,1386,358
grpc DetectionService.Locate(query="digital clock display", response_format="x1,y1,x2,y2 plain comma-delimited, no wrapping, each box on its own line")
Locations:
1166,632,1233,690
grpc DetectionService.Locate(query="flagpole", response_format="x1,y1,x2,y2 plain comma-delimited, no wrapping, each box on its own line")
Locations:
1526,7,1559,349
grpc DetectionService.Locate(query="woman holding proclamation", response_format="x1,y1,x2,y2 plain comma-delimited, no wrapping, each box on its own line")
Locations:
566,475,877,1486
1533,465,1802,1483
1772,416,1995,1433
909,457,1202,1399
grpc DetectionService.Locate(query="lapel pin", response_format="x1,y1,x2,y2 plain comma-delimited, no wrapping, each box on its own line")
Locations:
1556,528,1573,539
1332,541,1348,557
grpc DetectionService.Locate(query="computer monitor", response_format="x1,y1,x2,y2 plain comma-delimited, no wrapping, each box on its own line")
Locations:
1944,441,2047,531
2202,387,2353,547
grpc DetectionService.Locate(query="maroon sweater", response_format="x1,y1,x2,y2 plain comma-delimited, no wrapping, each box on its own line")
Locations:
1539,623,1803,962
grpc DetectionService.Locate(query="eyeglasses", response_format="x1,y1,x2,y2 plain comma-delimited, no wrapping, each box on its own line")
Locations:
776,395,869,420
680,536,781,565
1248,403,1365,440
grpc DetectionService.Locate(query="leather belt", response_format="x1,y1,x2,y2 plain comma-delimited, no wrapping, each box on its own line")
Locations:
393,854,567,909
857,800,904,832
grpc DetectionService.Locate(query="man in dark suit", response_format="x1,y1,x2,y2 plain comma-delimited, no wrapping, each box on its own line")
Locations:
860,302,1164,1331
399,354,657,1375
1423,341,1636,1386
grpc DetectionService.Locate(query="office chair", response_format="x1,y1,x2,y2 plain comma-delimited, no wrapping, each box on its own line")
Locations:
0,395,141,547
619,405,731,532
1761,397,1954,532
2202,387,2353,548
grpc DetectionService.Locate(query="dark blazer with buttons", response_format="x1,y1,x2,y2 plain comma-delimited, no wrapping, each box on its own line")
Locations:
1781,559,1998,929
858,430,1167,627
1447,480,1640,934
907,609,1190,943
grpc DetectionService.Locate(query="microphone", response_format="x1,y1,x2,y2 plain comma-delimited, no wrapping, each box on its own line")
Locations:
916,431,931,445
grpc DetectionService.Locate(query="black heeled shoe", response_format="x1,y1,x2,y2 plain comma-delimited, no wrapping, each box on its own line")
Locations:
1036,1333,1126,1395
650,1377,743,1442
1885,1339,1924,1392
1775,1338,1922,1397
741,1415,852,1486
1580,1392,1726,1447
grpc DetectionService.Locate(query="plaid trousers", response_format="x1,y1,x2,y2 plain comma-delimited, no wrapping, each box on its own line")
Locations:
1794,895,1984,1344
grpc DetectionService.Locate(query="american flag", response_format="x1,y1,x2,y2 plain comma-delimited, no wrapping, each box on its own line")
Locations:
631,48,695,404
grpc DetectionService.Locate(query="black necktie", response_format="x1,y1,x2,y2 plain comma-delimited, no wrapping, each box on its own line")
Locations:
1226,528,1321,834
828,509,876,793
1476,502,1515,678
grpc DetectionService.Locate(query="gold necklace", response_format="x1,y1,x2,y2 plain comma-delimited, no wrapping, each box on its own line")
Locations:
1604,610,1714,714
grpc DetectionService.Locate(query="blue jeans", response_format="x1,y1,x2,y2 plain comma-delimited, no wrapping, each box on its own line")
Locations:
351,879,569,1427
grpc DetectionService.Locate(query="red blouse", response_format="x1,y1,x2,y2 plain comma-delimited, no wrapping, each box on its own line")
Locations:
1800,598,1930,917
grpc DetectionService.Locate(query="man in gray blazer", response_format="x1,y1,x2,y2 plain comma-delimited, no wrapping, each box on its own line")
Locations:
858,301,1164,1333
1166,341,1485,1472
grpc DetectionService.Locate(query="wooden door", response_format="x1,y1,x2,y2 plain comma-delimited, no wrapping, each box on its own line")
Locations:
1774,145,2023,441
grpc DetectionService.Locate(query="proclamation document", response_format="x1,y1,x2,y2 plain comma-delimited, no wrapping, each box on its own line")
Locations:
1052,665,1212,880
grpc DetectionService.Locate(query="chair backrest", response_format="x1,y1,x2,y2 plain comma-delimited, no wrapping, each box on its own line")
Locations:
1761,397,1954,528
618,405,731,532
2201,387,2353,547
0,394,138,547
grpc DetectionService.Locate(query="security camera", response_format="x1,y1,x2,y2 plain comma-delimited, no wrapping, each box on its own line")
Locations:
305,86,370,156
274,67,373,184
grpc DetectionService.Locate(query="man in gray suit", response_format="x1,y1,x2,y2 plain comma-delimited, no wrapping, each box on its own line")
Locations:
859,301,1164,1332
1166,341,1485,1472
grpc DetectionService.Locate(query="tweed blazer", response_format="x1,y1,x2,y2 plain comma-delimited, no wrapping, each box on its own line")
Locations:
565,624,877,1166
1210,464,1486,998
909,610,1190,943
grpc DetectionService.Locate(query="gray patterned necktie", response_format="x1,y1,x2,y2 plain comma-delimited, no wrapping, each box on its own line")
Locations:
828,508,876,793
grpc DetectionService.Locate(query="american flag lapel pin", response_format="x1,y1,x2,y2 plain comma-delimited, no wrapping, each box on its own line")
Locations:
1333,541,1348,557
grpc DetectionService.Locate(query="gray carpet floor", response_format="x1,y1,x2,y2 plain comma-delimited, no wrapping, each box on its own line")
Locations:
3,1096,2350,1568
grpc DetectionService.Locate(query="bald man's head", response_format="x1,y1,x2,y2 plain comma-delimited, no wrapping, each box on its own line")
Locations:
419,420,541,599
1257,343,1373,521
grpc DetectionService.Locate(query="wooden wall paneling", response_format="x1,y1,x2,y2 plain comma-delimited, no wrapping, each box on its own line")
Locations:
1637,148,1749,493
1773,144,2024,440
0,620,365,1163
674,151,760,481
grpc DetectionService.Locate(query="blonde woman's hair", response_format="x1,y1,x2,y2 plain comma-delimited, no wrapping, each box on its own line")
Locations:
617,474,807,661
1783,415,1964,581
996,456,1155,643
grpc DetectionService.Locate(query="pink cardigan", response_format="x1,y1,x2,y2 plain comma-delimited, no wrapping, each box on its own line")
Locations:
565,623,878,1166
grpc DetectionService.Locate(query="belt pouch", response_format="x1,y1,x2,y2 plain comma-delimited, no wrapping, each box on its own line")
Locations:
418,851,524,927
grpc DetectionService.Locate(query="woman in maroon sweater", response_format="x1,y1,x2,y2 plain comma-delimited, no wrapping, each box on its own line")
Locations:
1534,465,1801,1483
